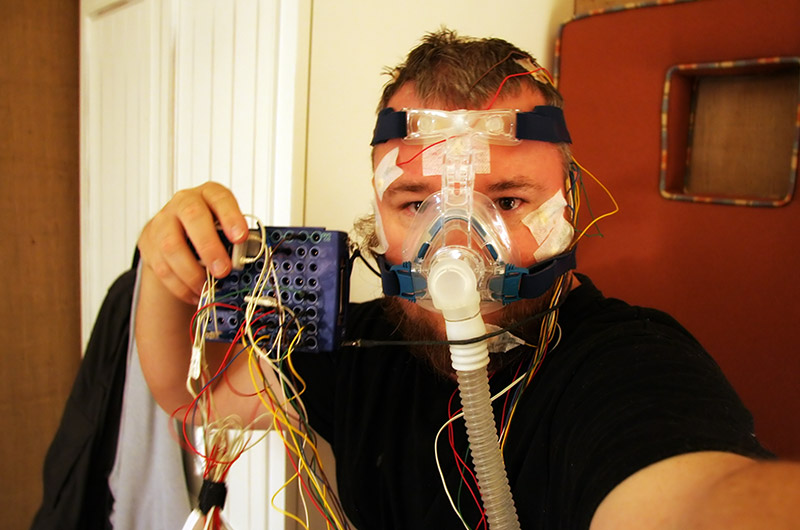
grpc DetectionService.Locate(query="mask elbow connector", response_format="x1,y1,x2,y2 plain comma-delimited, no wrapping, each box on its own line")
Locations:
428,257,489,372
428,257,481,321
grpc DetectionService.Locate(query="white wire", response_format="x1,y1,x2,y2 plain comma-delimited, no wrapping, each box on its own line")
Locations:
433,323,563,529
190,218,346,529
433,371,528,529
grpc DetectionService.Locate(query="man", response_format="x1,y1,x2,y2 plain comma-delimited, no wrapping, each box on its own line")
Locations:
137,30,799,529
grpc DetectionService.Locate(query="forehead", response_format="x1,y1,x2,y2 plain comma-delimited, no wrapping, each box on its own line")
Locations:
379,137,565,199
375,82,565,195
385,81,548,112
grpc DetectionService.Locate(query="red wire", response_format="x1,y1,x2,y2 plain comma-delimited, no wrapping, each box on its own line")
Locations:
500,341,553,448
396,66,554,178
221,309,276,398
254,378,339,528
182,287,338,526
176,321,248,461
396,139,447,166
189,302,242,343
447,388,487,529
483,67,552,110
183,286,340,526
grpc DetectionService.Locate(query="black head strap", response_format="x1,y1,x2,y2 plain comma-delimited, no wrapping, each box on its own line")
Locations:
371,108,407,146
516,106,572,144
370,105,571,146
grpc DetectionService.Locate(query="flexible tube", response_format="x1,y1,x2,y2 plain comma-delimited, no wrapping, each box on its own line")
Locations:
456,365,520,529
429,257,521,530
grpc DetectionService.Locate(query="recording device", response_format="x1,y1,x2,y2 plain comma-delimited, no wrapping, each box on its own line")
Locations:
203,227,350,353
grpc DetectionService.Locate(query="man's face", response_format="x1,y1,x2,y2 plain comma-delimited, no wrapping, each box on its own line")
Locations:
372,82,567,363
373,82,567,272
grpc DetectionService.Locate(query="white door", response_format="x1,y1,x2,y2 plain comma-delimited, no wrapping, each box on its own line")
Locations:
80,0,312,528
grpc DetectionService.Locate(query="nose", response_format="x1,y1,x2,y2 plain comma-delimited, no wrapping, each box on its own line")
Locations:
438,217,479,250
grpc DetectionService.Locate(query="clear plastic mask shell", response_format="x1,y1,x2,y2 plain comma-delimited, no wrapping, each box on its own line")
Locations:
404,109,521,146
401,191,519,313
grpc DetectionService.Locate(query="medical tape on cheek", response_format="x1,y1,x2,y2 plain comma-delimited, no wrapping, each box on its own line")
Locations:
374,147,404,201
422,137,491,176
522,190,575,262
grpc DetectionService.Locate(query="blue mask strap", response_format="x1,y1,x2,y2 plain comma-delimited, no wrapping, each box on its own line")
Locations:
491,247,577,303
375,246,577,303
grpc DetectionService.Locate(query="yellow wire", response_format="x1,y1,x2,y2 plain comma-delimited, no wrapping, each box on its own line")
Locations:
500,274,565,451
250,334,306,411
500,159,613,448
246,350,344,530
570,158,620,245
284,331,309,397
270,475,311,530
281,338,346,530
193,221,347,529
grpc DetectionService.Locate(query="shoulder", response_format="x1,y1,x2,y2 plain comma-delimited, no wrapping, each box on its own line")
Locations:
344,297,396,340
560,274,702,355
539,275,772,528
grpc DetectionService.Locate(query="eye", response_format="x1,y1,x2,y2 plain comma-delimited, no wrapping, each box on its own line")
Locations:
496,197,521,211
404,201,423,214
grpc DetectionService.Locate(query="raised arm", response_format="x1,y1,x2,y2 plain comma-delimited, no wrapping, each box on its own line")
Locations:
135,182,250,416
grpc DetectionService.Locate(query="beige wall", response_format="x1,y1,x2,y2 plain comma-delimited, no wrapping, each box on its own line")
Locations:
304,0,575,302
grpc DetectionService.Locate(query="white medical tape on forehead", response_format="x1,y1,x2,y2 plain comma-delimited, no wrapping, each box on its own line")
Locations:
422,136,491,176
371,196,390,254
374,147,404,201
522,190,575,262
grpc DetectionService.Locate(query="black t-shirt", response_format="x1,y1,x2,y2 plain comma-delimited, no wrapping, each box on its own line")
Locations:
291,275,771,529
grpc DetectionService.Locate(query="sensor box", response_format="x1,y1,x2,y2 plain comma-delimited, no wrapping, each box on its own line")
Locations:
204,227,350,354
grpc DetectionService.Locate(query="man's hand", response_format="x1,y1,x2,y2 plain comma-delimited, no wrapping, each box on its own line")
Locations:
137,182,249,304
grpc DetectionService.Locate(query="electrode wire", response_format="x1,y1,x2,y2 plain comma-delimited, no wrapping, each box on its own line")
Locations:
178,219,349,529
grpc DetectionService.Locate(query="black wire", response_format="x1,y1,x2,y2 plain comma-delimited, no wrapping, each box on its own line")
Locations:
342,285,570,349
349,248,382,278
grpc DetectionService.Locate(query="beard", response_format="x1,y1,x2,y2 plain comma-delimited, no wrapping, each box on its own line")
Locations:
381,287,559,379
351,212,571,378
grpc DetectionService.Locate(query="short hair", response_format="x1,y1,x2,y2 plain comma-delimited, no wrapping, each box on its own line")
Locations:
377,28,564,112
358,30,574,258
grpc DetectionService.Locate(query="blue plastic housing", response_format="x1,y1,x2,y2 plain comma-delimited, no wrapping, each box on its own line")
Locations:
204,227,350,354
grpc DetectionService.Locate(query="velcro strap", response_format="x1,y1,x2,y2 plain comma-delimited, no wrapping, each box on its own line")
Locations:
198,479,228,515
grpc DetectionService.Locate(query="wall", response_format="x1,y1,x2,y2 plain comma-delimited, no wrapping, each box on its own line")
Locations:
0,1,81,528
305,0,575,301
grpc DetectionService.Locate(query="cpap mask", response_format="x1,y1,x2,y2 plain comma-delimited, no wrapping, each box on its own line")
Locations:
371,105,578,314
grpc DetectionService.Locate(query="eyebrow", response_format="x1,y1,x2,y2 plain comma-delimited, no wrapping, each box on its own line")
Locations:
385,176,548,196
384,180,439,195
485,179,548,194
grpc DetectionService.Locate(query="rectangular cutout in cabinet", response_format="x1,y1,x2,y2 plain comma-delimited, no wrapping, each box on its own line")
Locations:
660,58,800,207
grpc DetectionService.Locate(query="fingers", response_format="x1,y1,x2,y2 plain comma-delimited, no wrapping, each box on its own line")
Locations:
200,182,249,245
138,182,249,304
